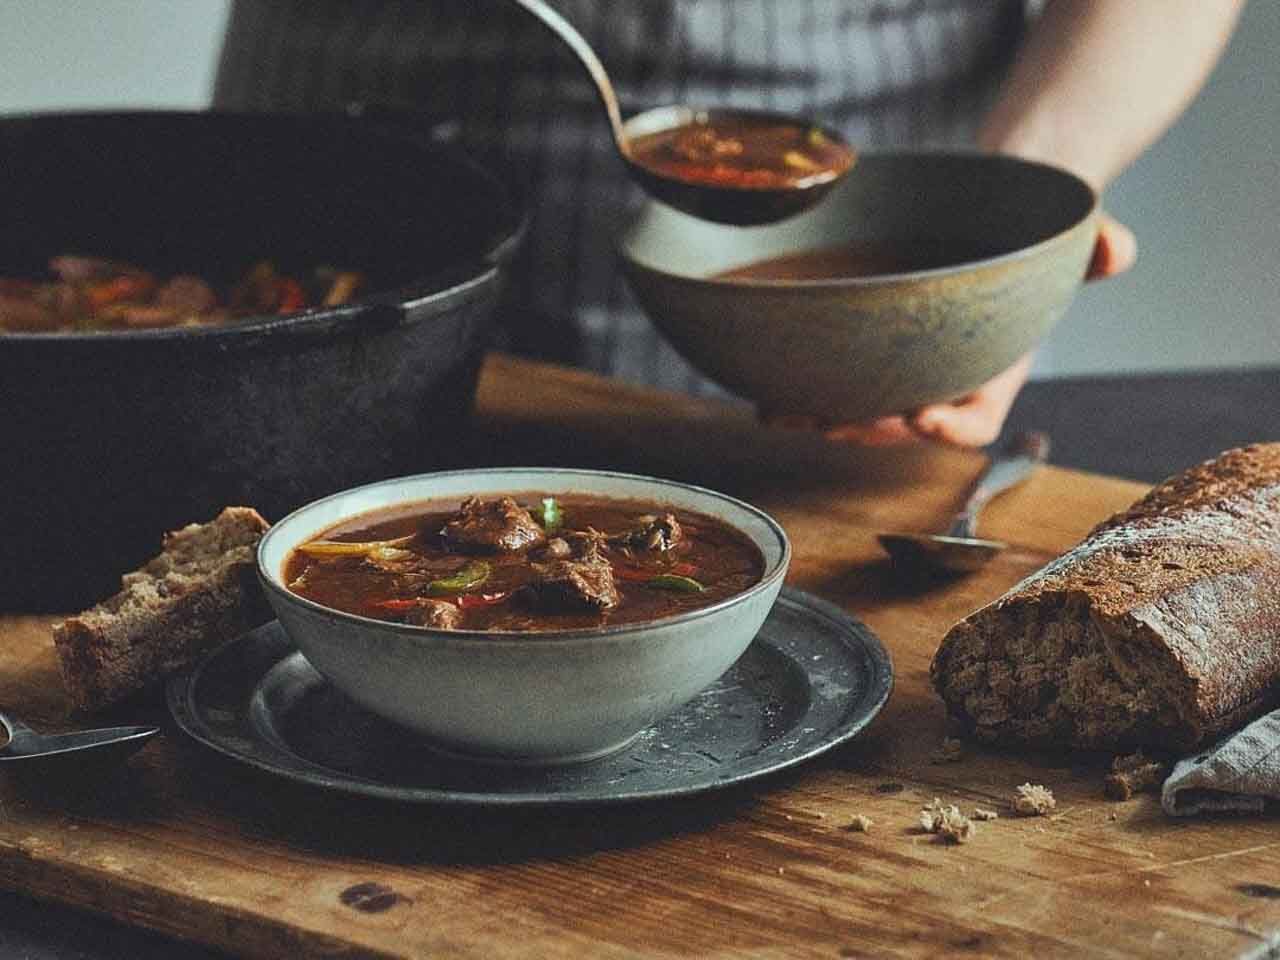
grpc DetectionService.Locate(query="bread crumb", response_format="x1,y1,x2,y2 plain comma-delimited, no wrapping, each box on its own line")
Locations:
846,814,874,833
1012,783,1056,816
920,798,974,843
972,808,999,821
929,737,965,763
1104,752,1169,800
939,809,974,844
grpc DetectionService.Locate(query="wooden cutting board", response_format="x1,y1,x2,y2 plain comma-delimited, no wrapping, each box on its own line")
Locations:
2,354,1278,959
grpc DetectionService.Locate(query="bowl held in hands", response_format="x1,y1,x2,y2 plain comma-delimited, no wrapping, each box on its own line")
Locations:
620,151,1097,422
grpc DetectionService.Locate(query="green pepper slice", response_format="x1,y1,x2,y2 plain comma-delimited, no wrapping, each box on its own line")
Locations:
427,560,491,596
539,497,563,532
645,573,705,593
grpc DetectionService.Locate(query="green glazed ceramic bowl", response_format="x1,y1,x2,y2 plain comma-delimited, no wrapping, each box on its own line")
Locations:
619,151,1098,421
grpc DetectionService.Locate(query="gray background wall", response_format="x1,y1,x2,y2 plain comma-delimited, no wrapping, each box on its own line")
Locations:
2,0,1276,380
1031,0,1280,378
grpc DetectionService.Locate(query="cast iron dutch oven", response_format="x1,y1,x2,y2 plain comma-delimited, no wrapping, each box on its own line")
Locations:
0,111,524,610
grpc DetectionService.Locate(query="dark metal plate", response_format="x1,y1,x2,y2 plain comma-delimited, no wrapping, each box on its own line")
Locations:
166,588,892,806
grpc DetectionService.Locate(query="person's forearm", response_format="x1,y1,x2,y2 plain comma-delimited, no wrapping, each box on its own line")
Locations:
978,0,1245,187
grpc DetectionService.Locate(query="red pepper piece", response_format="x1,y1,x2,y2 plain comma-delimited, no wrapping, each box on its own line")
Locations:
275,277,307,314
372,598,420,611
612,563,652,582
86,273,156,309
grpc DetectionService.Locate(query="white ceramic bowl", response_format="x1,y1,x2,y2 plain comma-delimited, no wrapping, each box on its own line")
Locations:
258,468,790,764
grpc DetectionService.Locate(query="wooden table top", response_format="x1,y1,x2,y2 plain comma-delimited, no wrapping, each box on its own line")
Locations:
2,353,1278,959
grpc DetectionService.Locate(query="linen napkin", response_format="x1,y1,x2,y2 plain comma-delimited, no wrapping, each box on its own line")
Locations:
1162,708,1280,817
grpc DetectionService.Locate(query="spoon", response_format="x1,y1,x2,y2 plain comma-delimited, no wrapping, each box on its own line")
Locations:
513,0,855,225
878,431,1051,575
0,709,159,766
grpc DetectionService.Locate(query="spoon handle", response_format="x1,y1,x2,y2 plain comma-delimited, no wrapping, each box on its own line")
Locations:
0,709,35,748
512,0,627,149
945,431,1051,539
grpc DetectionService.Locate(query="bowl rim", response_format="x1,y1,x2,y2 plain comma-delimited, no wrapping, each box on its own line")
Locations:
258,467,792,644
618,148,1100,289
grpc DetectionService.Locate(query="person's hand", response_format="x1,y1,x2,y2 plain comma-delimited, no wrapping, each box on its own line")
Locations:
764,352,1031,447
808,352,1035,448
1087,211,1137,281
767,214,1137,447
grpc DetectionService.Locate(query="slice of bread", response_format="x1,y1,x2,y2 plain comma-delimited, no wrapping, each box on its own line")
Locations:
53,507,272,712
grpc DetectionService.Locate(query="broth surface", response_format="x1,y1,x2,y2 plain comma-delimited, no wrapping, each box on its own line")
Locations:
285,493,766,631
715,246,950,281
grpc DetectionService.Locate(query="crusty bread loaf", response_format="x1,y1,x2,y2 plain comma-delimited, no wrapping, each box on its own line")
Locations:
53,507,272,712
931,443,1280,752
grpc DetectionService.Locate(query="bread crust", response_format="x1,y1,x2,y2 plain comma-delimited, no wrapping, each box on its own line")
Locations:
52,507,272,712
932,444,1280,751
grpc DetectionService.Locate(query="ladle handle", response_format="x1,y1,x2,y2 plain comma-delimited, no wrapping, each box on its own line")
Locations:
945,431,1051,539
511,0,627,150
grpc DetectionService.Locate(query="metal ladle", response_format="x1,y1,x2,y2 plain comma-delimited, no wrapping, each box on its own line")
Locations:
0,709,158,767
514,0,854,225
878,431,1051,575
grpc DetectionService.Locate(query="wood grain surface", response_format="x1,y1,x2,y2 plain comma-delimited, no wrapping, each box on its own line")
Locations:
2,354,1278,959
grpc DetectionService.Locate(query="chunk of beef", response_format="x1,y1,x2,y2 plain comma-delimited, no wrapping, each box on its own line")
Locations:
442,497,546,553
401,599,462,629
155,275,217,314
99,303,185,328
0,292,61,331
525,527,620,610
565,527,610,558
38,283,92,325
610,513,683,553
526,553,620,611
534,537,573,560
1,279,94,331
